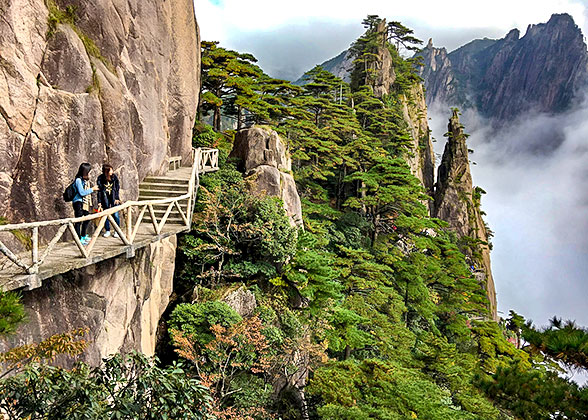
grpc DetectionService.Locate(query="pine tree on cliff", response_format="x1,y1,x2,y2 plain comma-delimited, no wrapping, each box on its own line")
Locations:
200,41,299,130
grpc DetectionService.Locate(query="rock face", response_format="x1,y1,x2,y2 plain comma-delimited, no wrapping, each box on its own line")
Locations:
418,14,588,121
358,20,397,98
229,127,303,227
0,236,177,366
223,286,257,318
433,110,497,319
400,84,435,197
294,49,354,85
0,0,200,364
0,0,200,225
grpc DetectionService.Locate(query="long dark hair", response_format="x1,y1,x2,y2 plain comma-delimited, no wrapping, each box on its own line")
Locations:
102,163,114,181
76,163,91,180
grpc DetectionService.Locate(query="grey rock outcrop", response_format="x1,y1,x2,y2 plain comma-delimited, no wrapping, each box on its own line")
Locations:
433,110,497,319
223,286,257,318
418,14,588,121
0,236,177,366
229,127,302,227
0,0,200,225
294,49,354,85
358,20,396,98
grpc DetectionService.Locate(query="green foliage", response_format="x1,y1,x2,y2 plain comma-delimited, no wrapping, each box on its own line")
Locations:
0,290,26,336
178,164,297,287
0,352,211,419
477,361,588,420
523,316,588,370
310,359,500,420
169,301,242,346
175,14,588,420
200,41,300,130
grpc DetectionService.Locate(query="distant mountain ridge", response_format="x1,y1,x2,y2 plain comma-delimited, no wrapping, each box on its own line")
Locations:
301,13,588,121
294,49,354,85
419,13,588,120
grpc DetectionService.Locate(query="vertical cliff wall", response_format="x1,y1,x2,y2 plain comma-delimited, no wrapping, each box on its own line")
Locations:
0,0,200,224
400,84,435,197
0,0,201,362
434,110,497,319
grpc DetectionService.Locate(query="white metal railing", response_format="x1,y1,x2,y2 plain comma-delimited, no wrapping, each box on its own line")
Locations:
168,155,182,171
0,147,219,276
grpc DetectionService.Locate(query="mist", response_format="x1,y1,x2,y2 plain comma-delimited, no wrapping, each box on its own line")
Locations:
429,102,588,329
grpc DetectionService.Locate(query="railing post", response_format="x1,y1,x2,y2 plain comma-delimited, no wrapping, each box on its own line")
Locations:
31,226,38,266
126,207,132,241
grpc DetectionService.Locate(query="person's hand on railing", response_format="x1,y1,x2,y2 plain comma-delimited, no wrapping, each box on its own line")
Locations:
114,200,121,205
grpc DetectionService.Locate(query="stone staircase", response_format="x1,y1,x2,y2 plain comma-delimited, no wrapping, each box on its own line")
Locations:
138,169,192,225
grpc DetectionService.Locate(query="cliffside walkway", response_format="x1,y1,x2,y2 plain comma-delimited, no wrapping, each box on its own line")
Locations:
0,148,219,292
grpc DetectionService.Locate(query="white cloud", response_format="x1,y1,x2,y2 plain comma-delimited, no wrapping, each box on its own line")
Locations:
430,103,588,327
195,0,587,49
194,0,587,80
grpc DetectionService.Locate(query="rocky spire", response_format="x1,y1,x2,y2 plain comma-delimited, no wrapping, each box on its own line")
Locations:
434,110,497,319
365,19,396,98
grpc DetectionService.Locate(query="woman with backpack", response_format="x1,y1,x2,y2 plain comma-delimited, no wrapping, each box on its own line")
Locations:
97,163,121,238
72,163,99,245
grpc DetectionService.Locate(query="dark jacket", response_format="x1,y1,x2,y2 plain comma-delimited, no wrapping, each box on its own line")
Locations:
97,174,120,208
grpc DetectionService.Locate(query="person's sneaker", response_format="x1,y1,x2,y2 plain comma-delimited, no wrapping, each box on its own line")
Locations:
113,232,119,238
80,236,90,246
103,231,111,238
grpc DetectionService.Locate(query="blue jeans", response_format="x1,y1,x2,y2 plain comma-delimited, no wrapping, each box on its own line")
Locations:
102,201,120,232
105,210,120,232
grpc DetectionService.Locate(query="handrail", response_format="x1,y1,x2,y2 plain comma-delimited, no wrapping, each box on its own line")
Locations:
0,194,191,231
0,147,219,279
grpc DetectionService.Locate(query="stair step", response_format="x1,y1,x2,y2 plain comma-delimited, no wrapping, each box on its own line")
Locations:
140,214,186,224
137,199,189,206
150,208,186,216
139,182,189,192
143,214,184,224
139,189,188,197
142,176,189,185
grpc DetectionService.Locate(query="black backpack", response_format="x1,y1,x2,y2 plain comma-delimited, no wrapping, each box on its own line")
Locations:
63,180,77,202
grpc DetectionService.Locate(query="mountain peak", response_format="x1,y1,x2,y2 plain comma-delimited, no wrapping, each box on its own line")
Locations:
547,12,576,26
504,28,520,41
418,13,588,121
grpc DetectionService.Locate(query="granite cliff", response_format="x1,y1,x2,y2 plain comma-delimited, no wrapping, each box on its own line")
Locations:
0,0,200,362
0,237,177,366
418,13,588,121
434,110,497,319
229,127,303,227
1,0,200,224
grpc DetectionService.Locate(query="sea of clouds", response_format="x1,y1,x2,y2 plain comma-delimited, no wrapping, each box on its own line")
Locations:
429,101,588,327
429,101,588,384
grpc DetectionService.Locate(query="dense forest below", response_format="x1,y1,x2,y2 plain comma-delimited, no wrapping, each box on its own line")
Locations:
0,15,587,420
